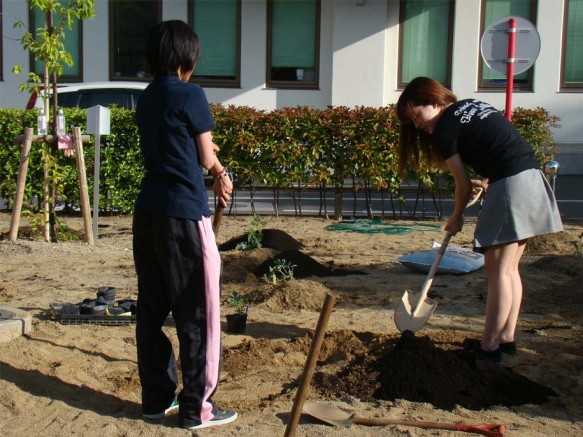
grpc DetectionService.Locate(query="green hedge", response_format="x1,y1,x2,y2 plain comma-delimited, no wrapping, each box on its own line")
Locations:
0,105,559,216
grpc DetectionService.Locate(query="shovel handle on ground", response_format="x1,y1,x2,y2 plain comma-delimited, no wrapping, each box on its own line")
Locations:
352,417,506,436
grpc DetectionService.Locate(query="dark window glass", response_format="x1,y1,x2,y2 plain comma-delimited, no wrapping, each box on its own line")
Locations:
110,0,160,81
561,0,583,90
29,1,83,80
190,0,241,87
399,0,454,87
479,0,537,91
0,1,3,81
77,91,126,109
267,0,320,89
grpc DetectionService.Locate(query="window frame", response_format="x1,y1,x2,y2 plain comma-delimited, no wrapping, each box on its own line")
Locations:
560,0,583,91
478,0,537,92
188,0,241,88
266,0,321,90
397,0,455,89
0,1,3,81
109,0,162,82
28,4,84,82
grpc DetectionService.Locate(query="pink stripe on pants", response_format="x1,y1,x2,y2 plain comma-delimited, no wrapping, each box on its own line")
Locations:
196,216,222,423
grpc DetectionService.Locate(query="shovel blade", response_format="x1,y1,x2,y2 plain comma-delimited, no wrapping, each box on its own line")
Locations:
394,290,438,333
303,402,354,428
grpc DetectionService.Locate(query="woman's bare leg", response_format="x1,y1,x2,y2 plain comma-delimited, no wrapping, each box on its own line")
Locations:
481,240,527,351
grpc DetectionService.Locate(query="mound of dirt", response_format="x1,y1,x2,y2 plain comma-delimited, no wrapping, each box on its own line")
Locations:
219,229,304,252
254,250,366,278
251,280,333,311
527,231,578,255
313,330,557,411
527,254,582,277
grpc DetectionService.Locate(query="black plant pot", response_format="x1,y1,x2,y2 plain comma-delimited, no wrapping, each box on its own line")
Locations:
226,313,247,334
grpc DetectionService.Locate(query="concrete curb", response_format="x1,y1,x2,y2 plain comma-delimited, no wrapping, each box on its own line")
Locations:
0,307,32,343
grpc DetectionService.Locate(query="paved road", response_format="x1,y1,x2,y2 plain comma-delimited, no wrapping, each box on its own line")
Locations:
2,175,582,220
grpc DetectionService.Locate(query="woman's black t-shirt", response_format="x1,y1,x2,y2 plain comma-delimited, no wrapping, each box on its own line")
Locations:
432,99,539,182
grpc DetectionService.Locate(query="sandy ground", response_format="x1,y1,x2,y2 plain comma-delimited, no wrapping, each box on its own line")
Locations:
0,211,582,437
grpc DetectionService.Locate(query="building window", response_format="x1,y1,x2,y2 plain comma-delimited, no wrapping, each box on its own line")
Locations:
0,1,3,81
189,0,241,87
29,2,83,81
110,0,161,81
398,0,454,88
479,0,537,91
561,0,583,90
267,0,320,89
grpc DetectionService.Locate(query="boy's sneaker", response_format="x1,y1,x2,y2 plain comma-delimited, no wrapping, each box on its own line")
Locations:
143,398,179,419
188,408,238,430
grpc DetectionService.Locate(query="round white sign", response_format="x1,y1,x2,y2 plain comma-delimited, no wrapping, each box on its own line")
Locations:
480,16,540,76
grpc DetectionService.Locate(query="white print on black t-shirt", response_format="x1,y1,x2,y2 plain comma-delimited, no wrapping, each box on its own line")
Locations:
453,100,497,124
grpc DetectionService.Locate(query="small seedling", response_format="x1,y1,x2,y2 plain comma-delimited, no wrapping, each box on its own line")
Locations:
227,292,252,314
236,216,264,250
573,232,583,258
263,258,296,284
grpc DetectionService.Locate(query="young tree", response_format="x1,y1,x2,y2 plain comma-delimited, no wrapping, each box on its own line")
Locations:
12,0,95,242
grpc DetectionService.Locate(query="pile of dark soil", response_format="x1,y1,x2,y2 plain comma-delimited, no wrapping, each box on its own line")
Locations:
222,229,365,278
313,330,558,410
219,229,304,252
254,250,366,278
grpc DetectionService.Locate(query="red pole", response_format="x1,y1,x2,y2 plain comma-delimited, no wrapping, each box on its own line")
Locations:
505,18,517,121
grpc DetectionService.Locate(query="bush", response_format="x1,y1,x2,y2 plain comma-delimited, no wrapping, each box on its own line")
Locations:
0,105,560,217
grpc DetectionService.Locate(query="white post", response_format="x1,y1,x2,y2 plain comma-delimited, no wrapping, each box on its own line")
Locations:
86,106,111,242
93,131,101,241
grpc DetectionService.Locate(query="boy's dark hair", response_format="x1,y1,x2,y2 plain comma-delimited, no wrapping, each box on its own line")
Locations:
146,20,200,76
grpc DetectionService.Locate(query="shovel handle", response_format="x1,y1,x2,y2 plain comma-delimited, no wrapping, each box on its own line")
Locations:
353,417,505,436
413,232,452,316
467,186,484,207
212,206,224,236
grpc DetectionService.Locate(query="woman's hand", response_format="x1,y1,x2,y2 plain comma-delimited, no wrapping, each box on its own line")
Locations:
445,214,464,236
471,178,488,195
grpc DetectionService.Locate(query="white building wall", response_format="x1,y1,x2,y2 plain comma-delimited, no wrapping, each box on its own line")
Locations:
1,0,581,171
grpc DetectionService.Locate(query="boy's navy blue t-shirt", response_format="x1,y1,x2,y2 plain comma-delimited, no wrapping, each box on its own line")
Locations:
135,75,216,220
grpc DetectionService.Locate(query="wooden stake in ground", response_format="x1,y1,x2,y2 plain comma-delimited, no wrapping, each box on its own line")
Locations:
284,293,336,437
9,128,33,242
72,127,94,245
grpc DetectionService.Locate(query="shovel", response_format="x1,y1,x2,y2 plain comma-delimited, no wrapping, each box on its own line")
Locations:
394,231,451,333
394,187,483,333
212,205,224,236
303,402,506,437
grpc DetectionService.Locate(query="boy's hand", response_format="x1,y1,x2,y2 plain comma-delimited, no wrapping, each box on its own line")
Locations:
213,173,233,208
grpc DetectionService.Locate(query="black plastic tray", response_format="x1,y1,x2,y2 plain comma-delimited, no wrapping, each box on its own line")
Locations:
50,302,136,325
57,313,136,325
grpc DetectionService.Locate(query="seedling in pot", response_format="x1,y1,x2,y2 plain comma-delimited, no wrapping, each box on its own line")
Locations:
227,292,253,315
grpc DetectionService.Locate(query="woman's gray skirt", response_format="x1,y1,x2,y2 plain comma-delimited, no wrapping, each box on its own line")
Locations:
473,168,563,252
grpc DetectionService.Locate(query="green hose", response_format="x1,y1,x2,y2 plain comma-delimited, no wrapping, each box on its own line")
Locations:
325,219,440,235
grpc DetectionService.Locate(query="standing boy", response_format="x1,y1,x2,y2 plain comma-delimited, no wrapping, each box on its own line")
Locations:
133,20,236,430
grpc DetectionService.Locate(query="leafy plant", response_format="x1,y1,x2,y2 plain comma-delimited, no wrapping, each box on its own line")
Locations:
22,207,80,241
227,292,252,314
235,216,264,250
573,232,583,258
262,259,296,284
0,104,561,222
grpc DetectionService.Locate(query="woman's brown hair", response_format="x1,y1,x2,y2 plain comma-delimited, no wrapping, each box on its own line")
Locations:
396,77,457,176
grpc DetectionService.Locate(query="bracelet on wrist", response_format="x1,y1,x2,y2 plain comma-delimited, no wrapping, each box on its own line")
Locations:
212,168,227,179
